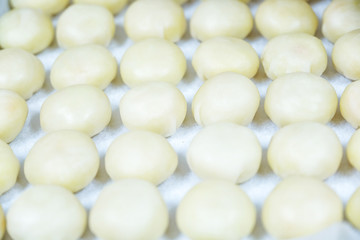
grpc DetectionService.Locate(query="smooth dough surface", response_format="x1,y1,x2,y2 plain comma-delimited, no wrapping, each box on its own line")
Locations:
7,185,87,240
0,140,19,196
10,0,70,15
262,176,343,239
346,130,360,171
74,0,128,14
89,179,168,240
187,122,261,183
56,4,115,48
24,130,99,192
192,72,260,126
340,81,360,128
120,38,186,87
0,206,4,240
268,122,342,180
192,37,259,80
105,130,178,185
124,0,186,42
119,81,187,137
346,187,360,230
40,85,112,137
264,72,338,127
51,44,117,90
176,180,256,240
262,33,327,80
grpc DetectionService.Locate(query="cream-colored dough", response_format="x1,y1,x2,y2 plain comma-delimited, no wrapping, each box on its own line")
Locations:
202,0,251,3
340,81,360,128
74,0,128,14
10,0,70,15
346,129,360,171
346,187,360,230
0,206,4,240
0,140,19,196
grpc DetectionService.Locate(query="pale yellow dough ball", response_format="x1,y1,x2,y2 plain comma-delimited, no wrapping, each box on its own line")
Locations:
346,187,360,230
7,185,87,240
262,33,327,80
51,44,117,90
0,8,54,54
202,0,251,3
120,38,186,87
89,179,168,240
265,72,338,127
0,140,19,196
262,177,343,239
56,4,115,48
192,37,259,80
10,0,70,15
340,81,360,128
176,180,256,240
0,206,4,240
74,0,128,14
346,129,360,171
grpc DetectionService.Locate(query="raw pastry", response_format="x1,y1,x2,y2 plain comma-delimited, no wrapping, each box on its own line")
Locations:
346,129,360,171
192,37,259,80
187,122,262,183
120,38,186,87
264,72,338,127
176,180,256,240
340,81,360,128
89,179,168,240
0,206,4,240
24,130,99,192
73,0,128,14
0,139,19,196
262,176,343,239
192,72,260,126
346,187,360,230
119,81,187,137
10,0,70,15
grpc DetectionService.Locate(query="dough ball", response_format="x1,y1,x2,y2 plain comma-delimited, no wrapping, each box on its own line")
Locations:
7,185,87,240
340,81,360,128
10,0,70,15
192,37,259,80
105,130,178,185
346,129,360,171
120,38,186,87
0,8,54,54
176,180,256,240
73,0,128,14
262,33,327,80
56,4,115,48
40,85,112,137
268,121,342,180
192,72,260,126
0,206,4,239
0,48,45,99
24,130,99,192
332,29,360,81
262,176,343,239
202,0,251,3
255,0,317,39
51,44,117,90
119,81,187,137
264,72,338,127
190,0,253,41
0,139,19,196
346,187,360,230
187,122,261,183
322,0,360,43
89,179,168,240
124,0,186,42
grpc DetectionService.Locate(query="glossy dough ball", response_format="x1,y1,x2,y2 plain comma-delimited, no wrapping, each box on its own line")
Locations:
10,0,70,15
40,85,111,137
57,4,115,48
262,33,327,80
187,122,261,183
265,72,338,127
7,185,87,240
340,81,360,128
73,0,128,14
176,180,256,240
346,187,360,230
51,44,117,90
192,72,260,126
89,179,168,240
120,38,186,87
192,37,259,80
346,130,360,171
0,206,4,239
124,0,186,42
262,177,343,239
119,81,187,137
0,140,19,196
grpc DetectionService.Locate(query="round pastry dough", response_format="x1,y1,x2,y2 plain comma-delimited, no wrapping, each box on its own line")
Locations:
187,122,261,183
268,122,342,179
7,185,87,240
89,179,168,240
24,130,99,192
202,0,251,3
51,44,117,90
124,0,186,42
119,81,187,137
264,72,338,127
346,187,360,230
0,8,54,54
40,85,112,137
105,130,178,185
56,4,115,48
190,0,253,41
346,129,360,171
340,81,360,128
73,0,128,14
192,37,259,80
176,180,256,240
192,72,260,126
262,176,343,239
0,206,4,240
262,33,327,80
0,139,19,196
10,0,70,15
255,0,317,39
120,38,186,87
